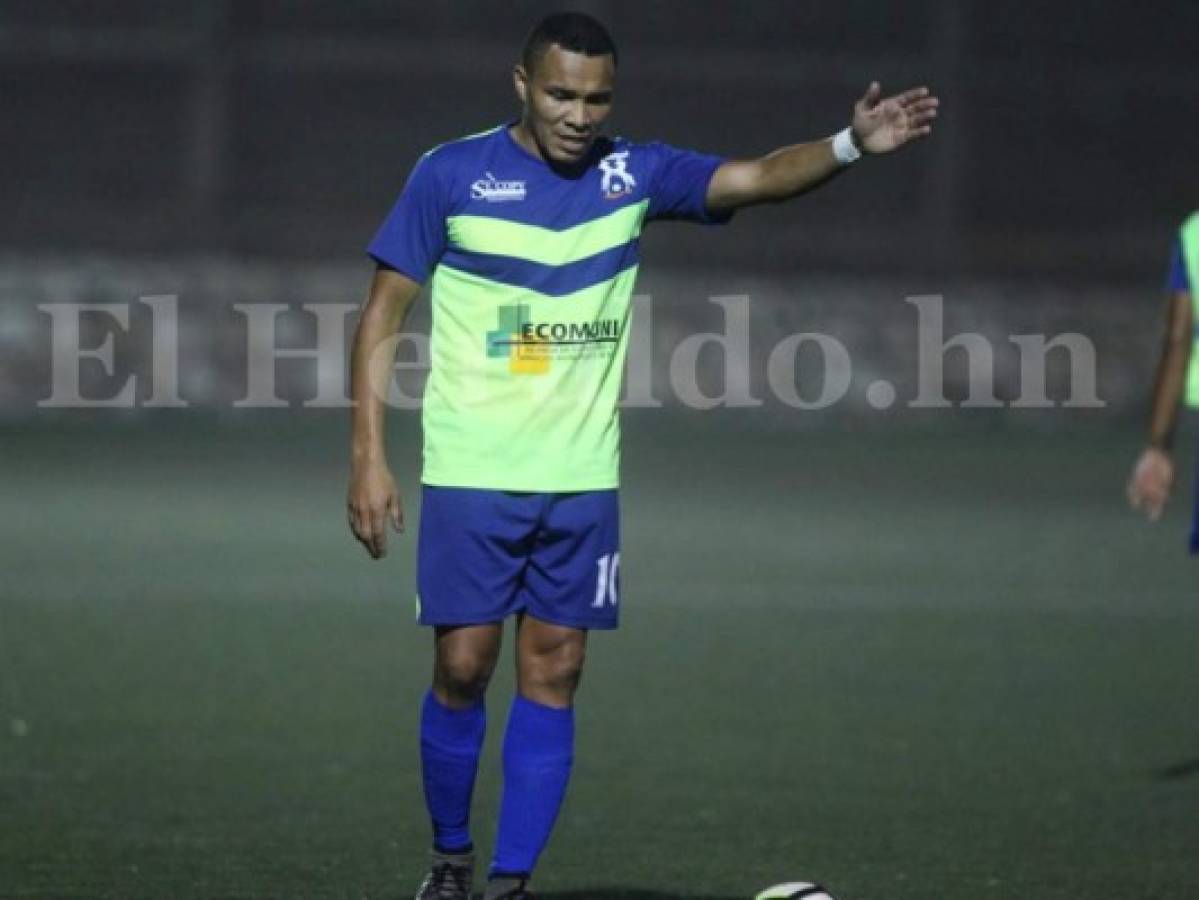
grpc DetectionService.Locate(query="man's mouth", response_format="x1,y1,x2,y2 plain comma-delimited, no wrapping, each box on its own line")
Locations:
558,134,590,152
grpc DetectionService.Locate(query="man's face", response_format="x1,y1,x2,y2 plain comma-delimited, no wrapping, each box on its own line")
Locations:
515,44,615,165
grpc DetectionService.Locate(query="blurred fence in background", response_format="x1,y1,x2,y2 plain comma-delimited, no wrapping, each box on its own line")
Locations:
0,255,1159,418
1,0,1196,276
1,0,1193,420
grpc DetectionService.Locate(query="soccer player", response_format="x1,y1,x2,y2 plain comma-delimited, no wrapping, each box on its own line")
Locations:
347,13,938,899
1127,212,1199,547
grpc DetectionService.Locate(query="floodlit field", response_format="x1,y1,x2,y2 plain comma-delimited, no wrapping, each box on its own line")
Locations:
2,414,1197,899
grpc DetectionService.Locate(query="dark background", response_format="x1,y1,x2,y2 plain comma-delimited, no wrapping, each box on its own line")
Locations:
2,0,1196,280
3,5,1199,899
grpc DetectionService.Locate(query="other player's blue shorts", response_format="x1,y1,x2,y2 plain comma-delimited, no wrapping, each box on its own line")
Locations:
416,486,621,630
1191,455,1199,554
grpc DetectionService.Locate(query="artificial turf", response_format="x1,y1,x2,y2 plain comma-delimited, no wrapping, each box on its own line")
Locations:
2,413,1197,898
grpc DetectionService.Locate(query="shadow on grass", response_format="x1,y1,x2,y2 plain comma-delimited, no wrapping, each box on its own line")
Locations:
1156,757,1199,781
540,893,746,899
369,888,749,900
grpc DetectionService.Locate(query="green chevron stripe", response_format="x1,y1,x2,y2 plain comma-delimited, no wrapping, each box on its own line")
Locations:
447,199,649,266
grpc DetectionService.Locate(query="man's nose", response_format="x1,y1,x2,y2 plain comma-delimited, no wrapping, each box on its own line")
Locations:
564,101,590,130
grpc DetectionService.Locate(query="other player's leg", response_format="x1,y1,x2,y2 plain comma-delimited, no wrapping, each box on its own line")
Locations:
1190,448,1199,553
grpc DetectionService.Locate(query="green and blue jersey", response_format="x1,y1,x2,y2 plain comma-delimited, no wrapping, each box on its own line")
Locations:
1167,214,1199,407
369,124,729,490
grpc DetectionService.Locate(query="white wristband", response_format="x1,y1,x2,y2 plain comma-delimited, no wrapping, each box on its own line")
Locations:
831,127,862,165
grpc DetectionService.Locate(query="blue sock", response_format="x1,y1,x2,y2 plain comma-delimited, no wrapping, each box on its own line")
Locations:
420,690,486,854
490,694,575,878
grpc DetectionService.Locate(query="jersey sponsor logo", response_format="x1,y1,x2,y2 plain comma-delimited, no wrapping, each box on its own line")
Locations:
486,303,622,375
519,320,621,343
470,172,527,203
599,151,636,199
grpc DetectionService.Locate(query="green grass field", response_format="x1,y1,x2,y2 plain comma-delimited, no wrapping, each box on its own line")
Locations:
2,413,1197,899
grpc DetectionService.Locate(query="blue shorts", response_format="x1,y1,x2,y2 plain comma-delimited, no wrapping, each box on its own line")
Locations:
416,486,621,630
1191,456,1199,554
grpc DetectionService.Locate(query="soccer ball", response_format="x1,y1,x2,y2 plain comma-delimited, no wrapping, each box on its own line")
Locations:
754,883,838,900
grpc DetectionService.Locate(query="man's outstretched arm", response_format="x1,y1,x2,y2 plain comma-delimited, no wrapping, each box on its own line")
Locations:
706,82,938,212
348,266,422,558
1128,289,1194,521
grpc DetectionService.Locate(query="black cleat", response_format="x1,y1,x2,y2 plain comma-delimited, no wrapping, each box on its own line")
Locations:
413,849,474,900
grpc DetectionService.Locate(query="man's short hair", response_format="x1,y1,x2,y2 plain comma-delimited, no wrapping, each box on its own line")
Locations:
521,12,618,75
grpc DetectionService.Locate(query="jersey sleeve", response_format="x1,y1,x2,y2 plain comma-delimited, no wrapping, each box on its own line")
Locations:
644,141,734,225
366,152,449,283
1167,238,1190,292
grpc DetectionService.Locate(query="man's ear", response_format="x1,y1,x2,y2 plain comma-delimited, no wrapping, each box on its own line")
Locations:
513,64,529,104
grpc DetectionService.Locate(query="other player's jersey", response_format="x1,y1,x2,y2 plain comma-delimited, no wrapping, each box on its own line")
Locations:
368,124,730,491
1167,239,1190,293
1171,213,1199,408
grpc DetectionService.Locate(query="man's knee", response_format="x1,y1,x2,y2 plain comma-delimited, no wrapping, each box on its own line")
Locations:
520,634,587,697
435,654,494,700
433,628,500,703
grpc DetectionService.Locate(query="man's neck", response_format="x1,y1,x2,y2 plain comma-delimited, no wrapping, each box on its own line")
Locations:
508,120,601,178
508,121,546,161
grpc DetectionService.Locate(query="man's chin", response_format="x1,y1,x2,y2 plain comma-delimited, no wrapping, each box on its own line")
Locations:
550,141,592,165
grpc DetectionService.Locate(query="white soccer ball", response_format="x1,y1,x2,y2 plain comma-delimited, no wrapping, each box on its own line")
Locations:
754,883,838,900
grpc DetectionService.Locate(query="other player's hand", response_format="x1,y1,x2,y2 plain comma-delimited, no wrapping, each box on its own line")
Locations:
347,460,403,558
1127,447,1174,522
851,82,938,154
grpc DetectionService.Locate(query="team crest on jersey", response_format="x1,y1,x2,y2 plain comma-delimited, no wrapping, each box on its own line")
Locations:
599,151,636,200
471,172,527,203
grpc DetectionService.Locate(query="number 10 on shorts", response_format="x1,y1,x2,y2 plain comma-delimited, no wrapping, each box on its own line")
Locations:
592,552,620,607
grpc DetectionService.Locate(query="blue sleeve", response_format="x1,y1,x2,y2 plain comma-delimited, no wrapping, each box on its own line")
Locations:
1167,239,1190,292
367,153,448,283
645,141,733,225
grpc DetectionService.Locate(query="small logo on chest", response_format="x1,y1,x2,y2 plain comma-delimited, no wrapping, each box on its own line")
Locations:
471,172,527,203
599,151,636,199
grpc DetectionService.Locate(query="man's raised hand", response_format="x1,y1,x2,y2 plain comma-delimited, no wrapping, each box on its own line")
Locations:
851,82,939,154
